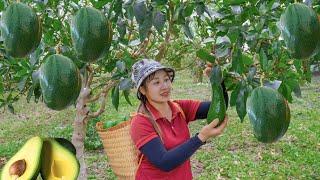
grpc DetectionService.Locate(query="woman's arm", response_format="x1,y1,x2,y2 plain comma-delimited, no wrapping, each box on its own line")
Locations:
195,81,229,119
140,134,204,172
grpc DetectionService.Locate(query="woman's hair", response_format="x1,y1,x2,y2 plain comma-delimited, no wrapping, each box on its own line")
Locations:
136,102,163,140
136,69,173,140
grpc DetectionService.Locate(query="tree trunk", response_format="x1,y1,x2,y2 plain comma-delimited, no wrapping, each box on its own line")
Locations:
72,110,89,180
72,86,91,180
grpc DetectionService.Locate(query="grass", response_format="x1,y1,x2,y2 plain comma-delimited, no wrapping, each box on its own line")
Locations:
0,71,319,179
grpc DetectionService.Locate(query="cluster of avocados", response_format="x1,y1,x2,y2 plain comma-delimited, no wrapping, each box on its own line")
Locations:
1,137,79,180
0,2,113,111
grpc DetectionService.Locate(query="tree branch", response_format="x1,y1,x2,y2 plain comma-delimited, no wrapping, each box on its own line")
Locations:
132,31,152,58
87,80,119,119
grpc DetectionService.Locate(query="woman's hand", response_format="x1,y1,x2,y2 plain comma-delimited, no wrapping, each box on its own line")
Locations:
203,62,213,77
197,115,228,142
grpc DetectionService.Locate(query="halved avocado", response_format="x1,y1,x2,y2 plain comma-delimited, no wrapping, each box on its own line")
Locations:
41,138,79,180
1,136,43,180
54,138,77,156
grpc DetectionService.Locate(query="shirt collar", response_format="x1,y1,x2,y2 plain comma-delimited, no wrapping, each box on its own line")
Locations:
145,100,181,121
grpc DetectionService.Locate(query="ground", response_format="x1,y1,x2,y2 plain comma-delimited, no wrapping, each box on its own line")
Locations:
0,72,319,179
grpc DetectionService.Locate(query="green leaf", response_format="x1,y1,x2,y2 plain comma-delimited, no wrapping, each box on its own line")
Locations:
34,86,42,103
114,0,123,17
139,10,153,42
259,49,268,71
124,4,134,20
123,89,133,106
29,43,44,67
27,87,33,103
236,82,248,122
215,36,231,58
8,104,14,114
91,0,112,9
196,49,215,63
278,82,293,103
196,2,205,15
231,48,245,74
111,85,120,111
18,77,28,92
183,21,194,39
153,10,166,35
183,3,194,17
242,54,253,66
116,60,126,73
247,66,257,82
151,0,168,6
230,82,241,107
0,76,3,95
224,0,247,5
15,69,28,79
117,19,127,40
119,78,132,90
292,84,302,98
173,3,185,24
133,1,147,25
0,1,4,11
53,19,62,30
0,100,5,109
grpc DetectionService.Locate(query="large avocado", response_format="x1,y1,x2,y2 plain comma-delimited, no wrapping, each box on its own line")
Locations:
1,136,43,180
0,2,42,58
246,87,291,143
70,7,113,62
40,138,79,180
39,54,82,111
279,3,320,59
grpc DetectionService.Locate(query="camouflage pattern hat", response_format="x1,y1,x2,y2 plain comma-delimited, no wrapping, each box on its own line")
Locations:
131,59,175,90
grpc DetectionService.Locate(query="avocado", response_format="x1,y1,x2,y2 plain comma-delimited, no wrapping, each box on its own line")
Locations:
40,138,79,180
104,120,121,129
1,136,43,180
54,138,77,156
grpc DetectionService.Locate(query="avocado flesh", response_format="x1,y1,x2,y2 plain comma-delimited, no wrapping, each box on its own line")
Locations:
41,139,79,180
1,136,43,180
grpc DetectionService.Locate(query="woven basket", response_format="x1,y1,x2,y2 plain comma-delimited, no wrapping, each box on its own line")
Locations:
96,120,139,180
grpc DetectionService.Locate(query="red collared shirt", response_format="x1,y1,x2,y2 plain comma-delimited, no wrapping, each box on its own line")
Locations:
130,99,201,180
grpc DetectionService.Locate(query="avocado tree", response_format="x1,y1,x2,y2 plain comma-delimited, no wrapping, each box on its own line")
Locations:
0,0,319,179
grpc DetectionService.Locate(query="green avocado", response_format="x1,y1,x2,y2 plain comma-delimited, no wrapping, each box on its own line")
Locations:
39,54,82,111
0,2,42,58
246,87,291,143
1,136,43,180
40,138,80,180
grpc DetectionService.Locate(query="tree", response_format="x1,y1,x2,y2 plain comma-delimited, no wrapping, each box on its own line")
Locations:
0,0,318,179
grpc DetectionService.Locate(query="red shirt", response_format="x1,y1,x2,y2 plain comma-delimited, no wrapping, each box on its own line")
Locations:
130,100,201,180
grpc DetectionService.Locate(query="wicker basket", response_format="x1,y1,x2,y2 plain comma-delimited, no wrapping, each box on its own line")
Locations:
96,120,140,180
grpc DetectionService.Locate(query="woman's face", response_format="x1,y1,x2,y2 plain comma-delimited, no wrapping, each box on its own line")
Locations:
139,70,172,103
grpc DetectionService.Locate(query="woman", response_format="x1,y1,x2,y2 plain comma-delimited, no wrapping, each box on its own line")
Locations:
130,59,229,180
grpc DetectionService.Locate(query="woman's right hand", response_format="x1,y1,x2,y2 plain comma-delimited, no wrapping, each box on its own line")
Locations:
197,115,228,143
203,62,213,77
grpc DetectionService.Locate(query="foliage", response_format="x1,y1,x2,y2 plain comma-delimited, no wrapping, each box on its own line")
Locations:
0,0,318,121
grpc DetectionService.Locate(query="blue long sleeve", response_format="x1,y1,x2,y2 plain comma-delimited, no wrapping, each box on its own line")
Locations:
139,134,204,172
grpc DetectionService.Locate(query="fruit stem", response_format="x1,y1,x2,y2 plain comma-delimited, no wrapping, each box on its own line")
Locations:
260,72,264,87
55,41,62,54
